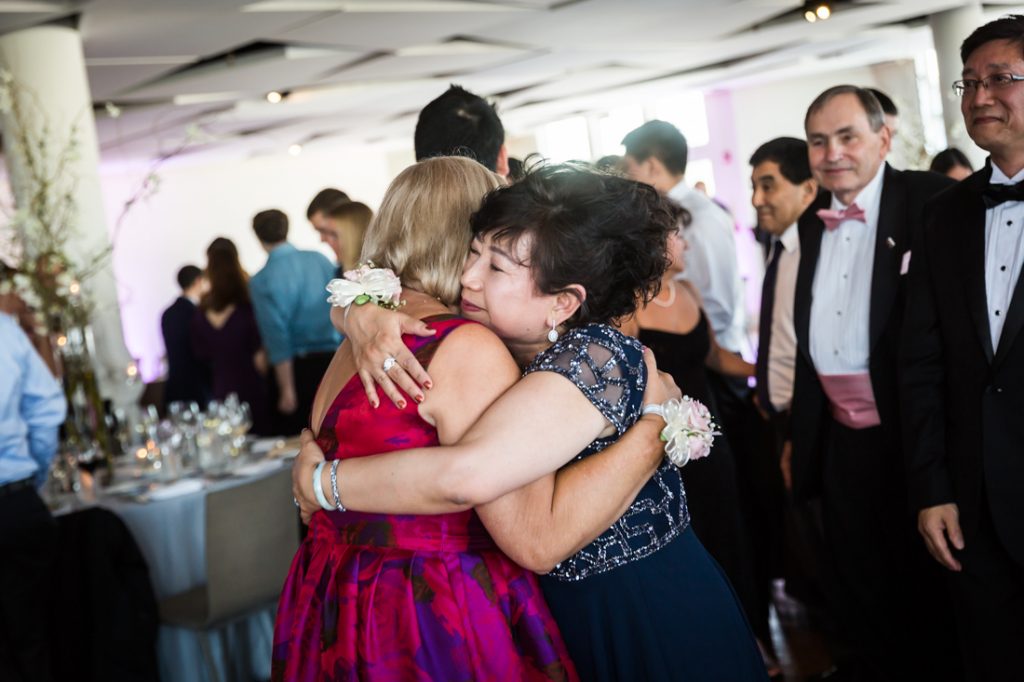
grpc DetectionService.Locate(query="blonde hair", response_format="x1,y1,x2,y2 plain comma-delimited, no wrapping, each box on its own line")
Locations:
327,201,373,271
361,156,502,306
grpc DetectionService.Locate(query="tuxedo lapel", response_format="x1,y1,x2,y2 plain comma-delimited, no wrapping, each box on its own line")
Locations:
795,192,829,368
869,165,902,353
963,167,995,364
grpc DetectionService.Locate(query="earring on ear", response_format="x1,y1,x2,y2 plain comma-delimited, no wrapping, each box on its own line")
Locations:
547,320,559,343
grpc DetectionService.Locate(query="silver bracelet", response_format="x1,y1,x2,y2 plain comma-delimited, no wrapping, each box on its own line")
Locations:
330,459,346,512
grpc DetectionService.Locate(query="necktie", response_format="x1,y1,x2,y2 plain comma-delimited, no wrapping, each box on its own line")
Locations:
982,182,1024,208
816,203,866,231
756,239,784,416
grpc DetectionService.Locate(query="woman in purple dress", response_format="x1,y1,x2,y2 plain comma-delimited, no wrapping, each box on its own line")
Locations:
190,237,272,435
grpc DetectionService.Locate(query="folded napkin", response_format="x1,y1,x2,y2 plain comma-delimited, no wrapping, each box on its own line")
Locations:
147,478,205,501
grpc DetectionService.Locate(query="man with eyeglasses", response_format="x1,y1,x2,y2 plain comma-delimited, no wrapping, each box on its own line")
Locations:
791,85,960,680
901,14,1024,680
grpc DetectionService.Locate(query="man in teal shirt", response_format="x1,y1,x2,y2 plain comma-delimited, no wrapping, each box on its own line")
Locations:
250,209,340,435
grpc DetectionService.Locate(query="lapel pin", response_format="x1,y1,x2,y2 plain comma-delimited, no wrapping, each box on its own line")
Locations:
886,237,896,249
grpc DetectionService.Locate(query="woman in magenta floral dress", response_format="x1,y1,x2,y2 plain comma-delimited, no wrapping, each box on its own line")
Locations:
271,158,672,681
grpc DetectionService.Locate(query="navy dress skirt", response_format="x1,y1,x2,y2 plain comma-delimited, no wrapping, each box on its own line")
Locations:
527,324,767,682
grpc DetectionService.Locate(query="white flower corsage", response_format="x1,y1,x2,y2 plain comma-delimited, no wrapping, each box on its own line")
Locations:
642,396,720,467
325,263,402,310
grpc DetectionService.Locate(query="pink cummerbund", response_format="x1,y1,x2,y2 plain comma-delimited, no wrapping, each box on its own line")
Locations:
818,372,881,429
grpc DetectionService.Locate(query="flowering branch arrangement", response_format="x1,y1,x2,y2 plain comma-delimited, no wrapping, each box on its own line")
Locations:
644,396,721,467
0,68,102,337
325,263,402,310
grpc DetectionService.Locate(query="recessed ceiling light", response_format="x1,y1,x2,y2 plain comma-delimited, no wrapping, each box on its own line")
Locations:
288,144,303,156
266,91,283,103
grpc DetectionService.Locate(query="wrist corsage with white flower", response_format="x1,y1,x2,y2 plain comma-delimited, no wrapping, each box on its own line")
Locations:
641,396,720,467
325,262,402,310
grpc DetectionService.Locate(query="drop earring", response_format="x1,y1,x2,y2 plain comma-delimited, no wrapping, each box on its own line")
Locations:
547,321,559,343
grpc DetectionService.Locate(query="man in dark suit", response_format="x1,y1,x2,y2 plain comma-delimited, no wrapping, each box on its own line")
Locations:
901,16,1024,681
160,265,210,406
791,85,960,680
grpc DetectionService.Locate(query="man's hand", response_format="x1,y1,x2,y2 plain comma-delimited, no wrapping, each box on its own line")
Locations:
278,388,298,415
918,503,964,572
292,429,326,524
342,304,435,408
779,440,792,492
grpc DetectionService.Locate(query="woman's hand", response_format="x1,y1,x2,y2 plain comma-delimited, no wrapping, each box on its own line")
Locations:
338,304,435,409
292,429,326,525
641,347,681,408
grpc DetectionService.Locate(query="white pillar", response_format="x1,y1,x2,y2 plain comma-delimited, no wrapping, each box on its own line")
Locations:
930,2,987,168
0,23,137,404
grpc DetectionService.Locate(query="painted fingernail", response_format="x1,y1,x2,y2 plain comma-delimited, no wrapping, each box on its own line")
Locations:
397,400,407,409
415,394,425,403
424,380,433,389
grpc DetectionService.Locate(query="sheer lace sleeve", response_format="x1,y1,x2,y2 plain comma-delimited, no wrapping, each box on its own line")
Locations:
524,324,646,435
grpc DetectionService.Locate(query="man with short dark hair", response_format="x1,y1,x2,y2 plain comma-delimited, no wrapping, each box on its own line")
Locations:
307,187,349,249
414,85,509,177
250,209,339,434
161,264,210,406
902,15,1024,679
622,120,746,354
793,84,959,679
867,87,899,136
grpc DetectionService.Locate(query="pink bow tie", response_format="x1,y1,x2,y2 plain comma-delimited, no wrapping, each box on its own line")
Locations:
817,203,866,231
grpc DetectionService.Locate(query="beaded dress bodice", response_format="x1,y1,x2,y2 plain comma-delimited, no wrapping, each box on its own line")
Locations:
524,324,690,582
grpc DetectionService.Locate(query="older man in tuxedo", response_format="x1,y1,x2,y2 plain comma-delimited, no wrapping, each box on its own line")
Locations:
791,85,960,680
901,15,1024,681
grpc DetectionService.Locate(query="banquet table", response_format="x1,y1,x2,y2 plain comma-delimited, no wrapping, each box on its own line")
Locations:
51,450,296,682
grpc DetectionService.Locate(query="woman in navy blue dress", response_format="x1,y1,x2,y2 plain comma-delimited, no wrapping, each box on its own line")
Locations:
294,163,768,681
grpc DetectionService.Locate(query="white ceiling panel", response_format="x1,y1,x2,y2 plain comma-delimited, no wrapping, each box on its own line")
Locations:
87,59,193,99
119,45,366,100
272,8,533,50
79,0,321,59
0,0,980,162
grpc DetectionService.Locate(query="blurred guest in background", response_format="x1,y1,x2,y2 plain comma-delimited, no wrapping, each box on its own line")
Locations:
867,87,900,136
414,85,509,177
191,237,271,435
0,312,66,682
161,264,210,407
930,147,974,181
323,200,373,275
249,209,339,435
306,187,349,252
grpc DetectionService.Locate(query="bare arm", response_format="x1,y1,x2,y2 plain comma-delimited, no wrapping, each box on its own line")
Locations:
476,355,678,572
274,360,297,414
705,335,755,378
332,301,435,407
295,343,672,521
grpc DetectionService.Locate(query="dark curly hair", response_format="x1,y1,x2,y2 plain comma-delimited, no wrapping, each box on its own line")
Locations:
469,161,675,327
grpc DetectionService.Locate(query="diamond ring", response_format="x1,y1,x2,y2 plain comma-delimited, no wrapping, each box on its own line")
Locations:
382,356,398,372
293,497,300,508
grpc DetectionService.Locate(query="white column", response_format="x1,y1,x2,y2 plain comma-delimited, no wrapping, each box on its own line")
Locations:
0,23,138,404
930,2,987,168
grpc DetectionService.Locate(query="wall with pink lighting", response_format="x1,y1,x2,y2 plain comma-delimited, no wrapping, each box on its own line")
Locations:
99,144,408,382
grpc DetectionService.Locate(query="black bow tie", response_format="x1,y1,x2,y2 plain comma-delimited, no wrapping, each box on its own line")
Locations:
982,182,1024,208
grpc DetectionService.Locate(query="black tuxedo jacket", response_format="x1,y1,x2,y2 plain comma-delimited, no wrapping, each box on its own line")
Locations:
901,164,1024,563
790,164,954,500
160,297,210,405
